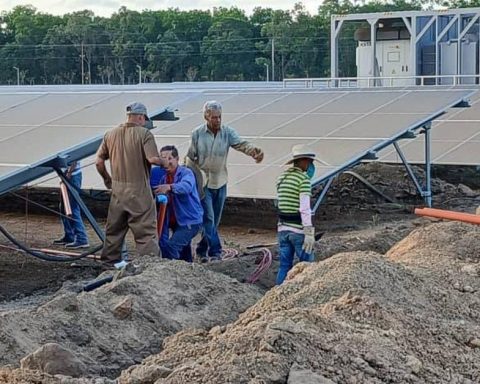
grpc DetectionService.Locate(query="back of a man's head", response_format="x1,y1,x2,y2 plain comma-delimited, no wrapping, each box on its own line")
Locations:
126,102,149,126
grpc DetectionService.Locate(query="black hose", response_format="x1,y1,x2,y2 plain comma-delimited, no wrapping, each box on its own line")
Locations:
0,222,103,262
83,276,113,291
343,170,397,204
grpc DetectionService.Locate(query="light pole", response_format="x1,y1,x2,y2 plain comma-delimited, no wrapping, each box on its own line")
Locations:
264,63,269,82
136,64,142,84
13,66,20,85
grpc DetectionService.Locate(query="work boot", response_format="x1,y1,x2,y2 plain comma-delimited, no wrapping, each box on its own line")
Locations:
65,241,89,249
53,236,73,245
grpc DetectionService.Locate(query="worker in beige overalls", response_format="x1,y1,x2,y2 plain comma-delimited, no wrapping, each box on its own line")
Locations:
96,102,165,264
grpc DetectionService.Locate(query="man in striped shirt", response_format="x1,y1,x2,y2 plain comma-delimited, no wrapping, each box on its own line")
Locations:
276,144,317,284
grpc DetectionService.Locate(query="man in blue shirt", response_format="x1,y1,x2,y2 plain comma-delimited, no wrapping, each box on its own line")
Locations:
151,145,203,262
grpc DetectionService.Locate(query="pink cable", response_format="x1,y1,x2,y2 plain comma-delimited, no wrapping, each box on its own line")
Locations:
221,248,239,260
246,248,272,284
217,247,272,284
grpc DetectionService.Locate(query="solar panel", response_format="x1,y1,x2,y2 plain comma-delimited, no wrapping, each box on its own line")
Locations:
0,85,475,199
378,88,480,165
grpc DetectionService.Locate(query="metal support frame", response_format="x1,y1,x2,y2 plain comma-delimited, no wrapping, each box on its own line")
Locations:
57,169,129,260
310,94,473,212
55,167,105,241
330,18,343,81
312,176,335,214
330,7,480,84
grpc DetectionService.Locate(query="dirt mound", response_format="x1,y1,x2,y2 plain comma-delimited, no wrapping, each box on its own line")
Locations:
119,226,480,383
316,219,418,260
387,221,480,267
0,368,114,384
0,256,262,378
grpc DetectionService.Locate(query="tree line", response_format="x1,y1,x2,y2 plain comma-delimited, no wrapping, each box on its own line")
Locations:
0,0,474,85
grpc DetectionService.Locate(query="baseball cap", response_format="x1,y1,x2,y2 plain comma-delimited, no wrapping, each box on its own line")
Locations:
126,102,149,120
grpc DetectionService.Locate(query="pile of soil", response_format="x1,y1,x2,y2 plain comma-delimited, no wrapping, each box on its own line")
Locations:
0,163,479,384
116,221,480,384
0,257,261,379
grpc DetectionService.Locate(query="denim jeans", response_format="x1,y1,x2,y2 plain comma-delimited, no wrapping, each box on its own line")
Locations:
161,223,202,262
196,185,226,257
276,230,314,285
60,173,88,244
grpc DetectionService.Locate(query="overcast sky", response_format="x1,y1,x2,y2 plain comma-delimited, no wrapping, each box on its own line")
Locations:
0,0,321,17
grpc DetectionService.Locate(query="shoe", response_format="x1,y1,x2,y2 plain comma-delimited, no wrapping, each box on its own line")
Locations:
199,256,208,263
53,236,74,245
101,259,124,270
65,241,89,249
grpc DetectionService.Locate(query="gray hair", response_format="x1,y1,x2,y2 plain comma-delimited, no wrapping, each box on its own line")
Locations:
203,100,222,116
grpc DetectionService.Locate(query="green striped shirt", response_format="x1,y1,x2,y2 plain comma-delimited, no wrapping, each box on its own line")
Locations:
276,167,311,229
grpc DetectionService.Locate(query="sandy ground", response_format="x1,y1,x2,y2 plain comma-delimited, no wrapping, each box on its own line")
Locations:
0,163,479,383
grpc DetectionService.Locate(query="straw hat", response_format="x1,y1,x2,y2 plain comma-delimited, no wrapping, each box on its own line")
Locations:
285,144,318,164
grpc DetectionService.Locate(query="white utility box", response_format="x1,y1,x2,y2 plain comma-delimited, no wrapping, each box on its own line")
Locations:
440,39,478,85
356,39,413,86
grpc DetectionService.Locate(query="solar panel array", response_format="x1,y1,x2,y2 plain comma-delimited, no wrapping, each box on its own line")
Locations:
0,85,476,199
378,88,480,165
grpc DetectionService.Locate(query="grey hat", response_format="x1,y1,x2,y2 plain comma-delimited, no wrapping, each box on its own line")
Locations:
126,102,149,120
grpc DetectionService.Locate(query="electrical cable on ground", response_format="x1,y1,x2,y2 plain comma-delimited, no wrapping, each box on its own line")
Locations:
220,247,273,284
0,223,102,262
221,248,239,260
246,248,273,284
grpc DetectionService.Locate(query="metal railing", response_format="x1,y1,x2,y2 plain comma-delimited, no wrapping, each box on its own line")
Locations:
283,74,480,89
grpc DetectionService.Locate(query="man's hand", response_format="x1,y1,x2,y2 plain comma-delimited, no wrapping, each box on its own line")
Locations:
155,184,172,195
252,148,264,163
104,176,112,189
302,226,315,254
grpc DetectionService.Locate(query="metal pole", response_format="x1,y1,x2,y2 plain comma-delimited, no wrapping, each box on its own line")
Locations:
369,19,378,86
271,38,275,82
424,125,432,207
265,63,269,82
13,66,19,85
136,64,142,84
312,176,335,214
81,43,85,85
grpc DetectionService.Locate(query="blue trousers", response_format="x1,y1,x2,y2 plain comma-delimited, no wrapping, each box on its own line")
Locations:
276,230,314,285
196,185,226,257
161,223,202,262
60,173,88,244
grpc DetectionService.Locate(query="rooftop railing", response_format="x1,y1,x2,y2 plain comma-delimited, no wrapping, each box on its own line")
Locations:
283,75,480,88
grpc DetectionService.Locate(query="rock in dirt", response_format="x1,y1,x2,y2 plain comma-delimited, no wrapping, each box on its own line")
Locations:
112,296,134,319
468,338,480,348
288,364,335,384
20,343,86,377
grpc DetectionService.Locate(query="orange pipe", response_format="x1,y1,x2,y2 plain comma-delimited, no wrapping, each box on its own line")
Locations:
414,207,480,225
157,203,167,237
33,248,99,259
60,181,72,216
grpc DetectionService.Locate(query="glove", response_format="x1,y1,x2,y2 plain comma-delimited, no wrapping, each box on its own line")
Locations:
302,226,315,254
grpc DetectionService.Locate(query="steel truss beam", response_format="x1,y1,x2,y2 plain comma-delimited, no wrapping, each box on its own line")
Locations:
311,96,472,213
